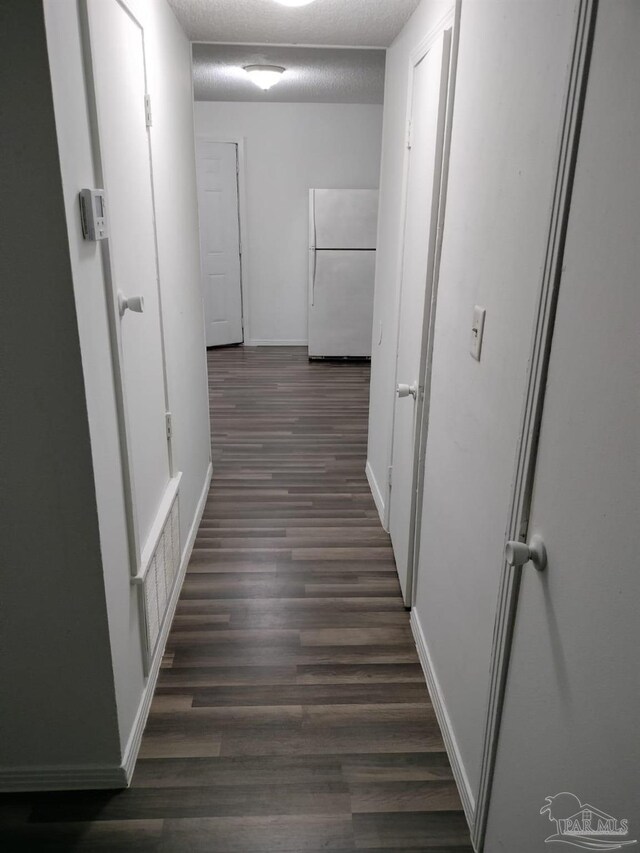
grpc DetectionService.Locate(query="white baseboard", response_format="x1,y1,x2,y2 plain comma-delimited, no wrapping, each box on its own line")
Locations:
121,461,212,784
0,463,213,793
244,339,308,347
365,460,387,530
410,609,477,837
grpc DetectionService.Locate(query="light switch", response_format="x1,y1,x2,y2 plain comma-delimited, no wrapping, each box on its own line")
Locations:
470,305,486,361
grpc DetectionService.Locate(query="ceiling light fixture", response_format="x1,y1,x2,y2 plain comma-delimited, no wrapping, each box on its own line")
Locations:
243,64,286,90
274,0,317,6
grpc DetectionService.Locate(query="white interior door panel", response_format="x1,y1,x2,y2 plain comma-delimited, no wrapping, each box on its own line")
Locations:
86,0,171,559
389,32,451,603
196,140,243,347
485,5,640,846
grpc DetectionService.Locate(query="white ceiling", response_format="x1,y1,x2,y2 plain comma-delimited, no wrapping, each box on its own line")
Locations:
192,44,385,103
168,0,421,48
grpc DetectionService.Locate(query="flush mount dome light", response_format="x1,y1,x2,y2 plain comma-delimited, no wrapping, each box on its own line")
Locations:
243,64,286,90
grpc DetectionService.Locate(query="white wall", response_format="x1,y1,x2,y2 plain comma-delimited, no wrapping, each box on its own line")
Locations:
21,0,211,781
366,0,454,520
194,101,383,345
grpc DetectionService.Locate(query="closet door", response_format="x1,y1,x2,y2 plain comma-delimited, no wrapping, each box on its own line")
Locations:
484,4,640,849
85,0,171,562
196,140,243,347
389,28,452,604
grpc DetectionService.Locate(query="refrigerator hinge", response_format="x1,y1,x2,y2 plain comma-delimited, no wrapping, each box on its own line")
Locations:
388,465,393,490
406,120,412,150
165,411,173,441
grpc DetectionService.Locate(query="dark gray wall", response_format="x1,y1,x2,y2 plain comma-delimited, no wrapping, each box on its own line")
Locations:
0,0,120,769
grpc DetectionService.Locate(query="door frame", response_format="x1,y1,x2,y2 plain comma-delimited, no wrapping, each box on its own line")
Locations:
386,1,461,606
471,1,598,848
194,135,249,345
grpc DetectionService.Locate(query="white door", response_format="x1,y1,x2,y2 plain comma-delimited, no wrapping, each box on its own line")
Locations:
196,140,243,347
308,250,376,357
86,0,171,556
389,31,452,603
484,4,640,848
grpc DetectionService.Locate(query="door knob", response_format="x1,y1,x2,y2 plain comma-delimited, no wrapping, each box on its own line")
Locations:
505,534,547,571
118,291,145,317
397,382,418,399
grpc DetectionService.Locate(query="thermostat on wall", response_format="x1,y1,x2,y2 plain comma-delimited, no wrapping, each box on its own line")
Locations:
79,188,108,241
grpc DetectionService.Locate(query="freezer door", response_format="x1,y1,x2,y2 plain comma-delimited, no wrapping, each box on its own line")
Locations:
313,189,379,249
308,250,376,357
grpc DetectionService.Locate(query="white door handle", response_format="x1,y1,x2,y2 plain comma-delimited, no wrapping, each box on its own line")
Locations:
505,534,547,571
397,382,418,399
118,291,145,317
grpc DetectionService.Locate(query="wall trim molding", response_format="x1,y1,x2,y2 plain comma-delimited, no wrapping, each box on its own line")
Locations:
0,764,127,793
244,339,308,347
121,460,212,784
409,3,458,68
410,610,476,834
472,2,599,849
365,459,386,529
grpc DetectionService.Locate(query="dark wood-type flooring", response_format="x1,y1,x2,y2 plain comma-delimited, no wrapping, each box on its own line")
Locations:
1,347,472,852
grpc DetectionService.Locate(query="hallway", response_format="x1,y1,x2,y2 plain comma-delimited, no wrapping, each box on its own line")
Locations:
3,347,472,851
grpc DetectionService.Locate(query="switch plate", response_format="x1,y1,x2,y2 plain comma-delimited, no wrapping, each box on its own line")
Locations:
470,305,486,361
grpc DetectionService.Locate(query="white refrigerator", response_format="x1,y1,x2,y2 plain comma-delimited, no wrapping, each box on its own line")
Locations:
308,189,379,358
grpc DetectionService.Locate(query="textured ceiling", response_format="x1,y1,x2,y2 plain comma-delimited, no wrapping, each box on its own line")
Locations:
168,0,421,47
192,44,385,103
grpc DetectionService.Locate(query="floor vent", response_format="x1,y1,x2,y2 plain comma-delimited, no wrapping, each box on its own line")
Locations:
142,495,181,659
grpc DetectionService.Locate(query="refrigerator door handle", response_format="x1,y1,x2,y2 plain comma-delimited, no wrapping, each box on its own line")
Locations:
309,189,317,307
309,248,317,307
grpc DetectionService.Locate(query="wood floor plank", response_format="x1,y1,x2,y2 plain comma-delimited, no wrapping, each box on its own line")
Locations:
137,732,222,760
27,782,351,822
0,820,163,853
190,683,430,707
340,753,456,783
155,665,298,688
157,814,355,853
349,781,462,814
4,347,471,852
352,811,473,850
166,644,421,667
300,628,414,647
132,755,345,789
295,663,425,684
